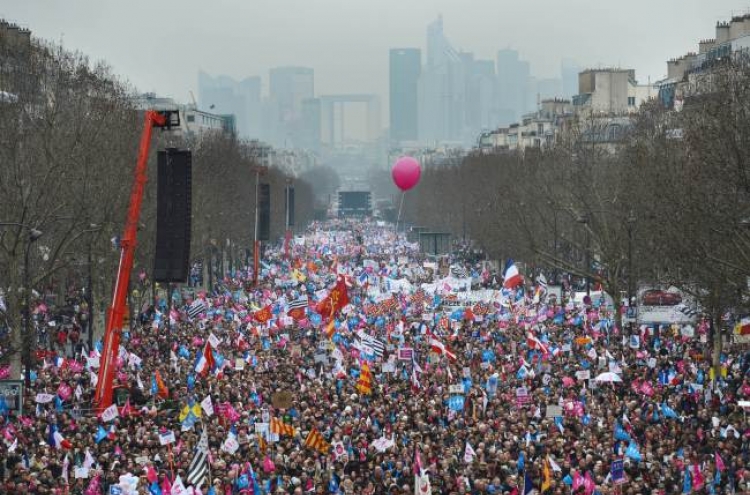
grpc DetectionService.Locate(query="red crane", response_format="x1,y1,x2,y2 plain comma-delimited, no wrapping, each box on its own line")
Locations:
94,109,177,411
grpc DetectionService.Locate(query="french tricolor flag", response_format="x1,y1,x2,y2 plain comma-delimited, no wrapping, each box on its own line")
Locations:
194,343,215,376
503,259,523,289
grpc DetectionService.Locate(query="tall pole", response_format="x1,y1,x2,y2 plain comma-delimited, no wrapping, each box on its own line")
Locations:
23,239,32,389
284,180,291,260
87,240,94,351
94,110,166,411
253,166,260,287
585,229,591,297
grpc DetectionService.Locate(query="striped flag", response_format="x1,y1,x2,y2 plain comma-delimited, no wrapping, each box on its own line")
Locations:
356,362,373,395
355,330,385,358
270,417,295,437
303,427,330,454
187,427,209,488
187,300,207,319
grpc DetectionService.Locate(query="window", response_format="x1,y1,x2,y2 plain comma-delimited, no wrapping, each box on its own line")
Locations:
628,96,636,106
186,115,195,123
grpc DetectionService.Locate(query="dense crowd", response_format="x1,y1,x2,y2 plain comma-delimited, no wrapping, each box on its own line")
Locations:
1,219,749,495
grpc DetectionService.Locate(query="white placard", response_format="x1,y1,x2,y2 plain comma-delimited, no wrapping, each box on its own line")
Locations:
546,405,563,418
208,333,220,349
35,393,55,404
255,422,269,434
221,435,239,454
449,384,465,394
201,395,214,417
575,370,591,381
101,404,119,422
159,430,176,445
235,358,246,371
74,467,90,479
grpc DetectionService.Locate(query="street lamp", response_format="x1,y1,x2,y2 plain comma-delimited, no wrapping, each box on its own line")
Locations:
626,211,637,308
23,227,43,388
576,214,590,296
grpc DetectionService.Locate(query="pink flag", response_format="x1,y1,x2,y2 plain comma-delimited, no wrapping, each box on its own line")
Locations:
0,365,10,380
68,360,84,373
639,381,654,397
146,465,158,483
692,464,704,490
562,376,575,388
715,452,726,472
57,382,73,401
572,471,584,492
84,475,101,495
583,471,596,495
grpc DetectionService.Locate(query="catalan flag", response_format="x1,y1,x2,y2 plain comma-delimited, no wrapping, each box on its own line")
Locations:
303,427,330,454
541,457,552,492
356,362,373,395
154,370,169,399
270,417,295,437
256,433,267,454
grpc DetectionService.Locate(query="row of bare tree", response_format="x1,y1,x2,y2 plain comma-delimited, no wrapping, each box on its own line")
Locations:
403,59,750,370
0,34,314,377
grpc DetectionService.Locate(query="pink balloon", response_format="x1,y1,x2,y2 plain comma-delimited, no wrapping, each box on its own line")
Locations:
392,156,421,191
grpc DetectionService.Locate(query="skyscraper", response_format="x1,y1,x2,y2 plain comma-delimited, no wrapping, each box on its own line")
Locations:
268,66,314,147
418,16,466,144
389,48,421,143
496,49,531,125
197,71,261,139
561,58,581,99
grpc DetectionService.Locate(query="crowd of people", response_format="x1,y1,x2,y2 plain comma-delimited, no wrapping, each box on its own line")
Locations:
1,218,749,495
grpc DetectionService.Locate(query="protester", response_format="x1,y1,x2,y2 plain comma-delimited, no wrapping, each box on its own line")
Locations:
0,218,748,495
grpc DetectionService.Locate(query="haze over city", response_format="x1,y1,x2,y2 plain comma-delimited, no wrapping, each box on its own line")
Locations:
4,0,749,112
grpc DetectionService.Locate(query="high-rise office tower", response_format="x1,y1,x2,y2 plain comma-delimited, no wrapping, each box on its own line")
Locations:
268,66,314,147
496,49,531,125
418,16,466,144
197,71,262,139
389,48,421,143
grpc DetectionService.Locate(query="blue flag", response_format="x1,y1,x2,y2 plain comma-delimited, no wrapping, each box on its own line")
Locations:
683,467,692,494
95,425,108,443
448,395,465,411
661,402,679,420
625,440,642,462
614,422,630,441
149,481,163,495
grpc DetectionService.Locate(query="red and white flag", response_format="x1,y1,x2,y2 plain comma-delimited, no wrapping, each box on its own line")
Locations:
429,336,457,361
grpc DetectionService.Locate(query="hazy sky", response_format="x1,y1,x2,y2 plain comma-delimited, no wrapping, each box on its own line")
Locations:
3,0,750,106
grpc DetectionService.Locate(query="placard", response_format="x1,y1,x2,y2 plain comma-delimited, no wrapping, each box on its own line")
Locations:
575,370,591,381
382,361,397,373
546,405,563,418
449,384,465,394
462,367,471,378
515,387,531,406
397,348,414,361
611,459,625,485
221,435,239,454
159,430,176,445
0,380,23,414
254,422,269,434
313,352,328,364
74,467,90,479
271,391,294,409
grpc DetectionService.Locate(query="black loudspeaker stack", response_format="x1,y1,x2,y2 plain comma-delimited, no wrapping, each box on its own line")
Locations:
154,148,192,283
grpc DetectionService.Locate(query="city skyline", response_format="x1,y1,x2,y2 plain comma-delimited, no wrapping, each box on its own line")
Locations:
4,0,749,124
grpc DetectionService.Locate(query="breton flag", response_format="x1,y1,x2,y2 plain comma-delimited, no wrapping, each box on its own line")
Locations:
270,417,295,437
187,427,209,488
429,336,457,361
287,297,308,320
187,300,207,319
355,330,385,358
194,343,215,376
303,427,330,454
503,259,524,289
